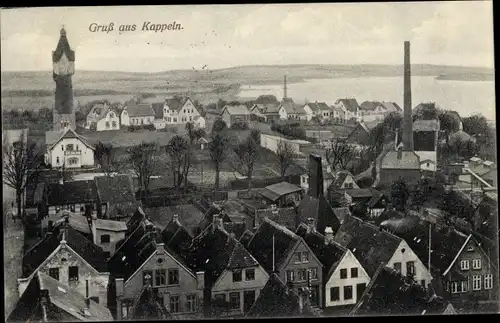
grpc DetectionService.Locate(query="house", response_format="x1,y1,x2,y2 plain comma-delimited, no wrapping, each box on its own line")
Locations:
250,103,281,124
359,101,401,123
327,171,359,191
380,216,498,304
17,221,110,307
193,116,206,129
342,188,376,206
44,128,95,168
296,225,371,309
366,190,387,219
85,102,120,131
297,154,341,235
146,204,206,236
303,102,331,121
152,102,166,130
121,103,155,126
246,273,318,318
333,99,361,122
8,271,113,322
377,147,421,187
300,166,336,195
331,106,346,124
163,96,201,125
259,181,303,208
94,175,140,220
189,214,269,316
254,205,299,231
346,120,382,145
278,99,307,121
334,216,432,289
413,119,440,172
108,210,205,320
221,105,251,128
121,279,170,320
90,215,127,258
247,217,324,307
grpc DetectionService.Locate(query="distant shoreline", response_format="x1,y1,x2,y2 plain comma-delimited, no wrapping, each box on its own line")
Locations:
435,73,494,82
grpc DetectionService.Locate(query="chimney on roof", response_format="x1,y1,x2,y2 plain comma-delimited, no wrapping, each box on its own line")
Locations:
306,217,316,233
212,214,221,232
271,204,278,215
402,41,414,151
173,214,180,224
324,226,334,245
308,154,324,198
145,220,155,233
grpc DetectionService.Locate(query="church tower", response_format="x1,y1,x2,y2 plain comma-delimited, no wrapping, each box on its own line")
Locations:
52,27,76,131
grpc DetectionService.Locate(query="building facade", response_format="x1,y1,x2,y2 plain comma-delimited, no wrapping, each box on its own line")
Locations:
164,97,201,125
45,128,95,168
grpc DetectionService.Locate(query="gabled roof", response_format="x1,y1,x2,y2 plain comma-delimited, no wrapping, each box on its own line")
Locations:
335,98,360,112
239,230,255,248
165,97,197,113
260,181,302,201
222,222,247,239
125,103,155,117
46,180,98,206
146,204,205,233
380,102,401,112
328,171,353,190
21,225,108,278
129,284,169,320
222,104,250,116
333,216,402,277
280,99,306,115
94,219,127,232
160,218,193,265
252,103,280,114
256,208,298,230
297,194,340,236
332,207,351,224
52,28,75,62
38,272,114,321
350,266,429,316
380,150,420,170
413,119,440,132
246,273,315,318
367,189,386,208
86,103,116,124
306,102,330,111
360,101,382,111
48,128,95,151
7,272,44,322
247,217,301,274
151,102,164,119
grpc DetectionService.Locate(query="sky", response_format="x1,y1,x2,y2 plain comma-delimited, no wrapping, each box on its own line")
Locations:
0,2,494,72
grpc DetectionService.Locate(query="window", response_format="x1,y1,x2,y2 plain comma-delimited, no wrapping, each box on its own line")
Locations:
143,270,153,285
310,268,318,280
168,269,179,285
340,268,347,279
343,286,353,300
421,280,426,288
467,246,475,252
141,119,144,125
61,145,64,151
80,206,85,212
461,280,469,292
186,295,197,312
112,121,117,128
286,270,294,282
472,259,482,270
56,157,60,164
68,157,78,165
330,287,340,301
351,268,358,278
484,274,493,290
245,269,255,281
295,252,302,263
49,268,59,281
297,269,307,281
169,295,180,313
155,269,166,286
68,266,79,282
66,144,74,151
105,122,110,129
472,275,482,290
215,294,226,302
233,270,242,282
121,300,131,319
461,260,470,270
230,292,240,310
406,261,415,276
100,234,110,243
70,205,75,212
451,281,459,294
189,116,192,121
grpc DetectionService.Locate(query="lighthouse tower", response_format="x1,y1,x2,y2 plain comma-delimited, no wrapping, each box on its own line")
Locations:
52,27,76,132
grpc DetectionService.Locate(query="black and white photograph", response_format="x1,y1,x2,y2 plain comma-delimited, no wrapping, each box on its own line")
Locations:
1,2,498,321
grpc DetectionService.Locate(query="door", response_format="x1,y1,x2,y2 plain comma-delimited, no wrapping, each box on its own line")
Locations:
356,283,367,301
243,290,256,313
310,285,320,307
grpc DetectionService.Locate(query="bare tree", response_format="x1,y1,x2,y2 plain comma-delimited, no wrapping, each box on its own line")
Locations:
94,141,113,169
325,139,357,173
128,141,160,196
184,122,206,192
165,135,189,190
276,139,296,178
208,132,229,190
233,137,259,190
3,131,42,226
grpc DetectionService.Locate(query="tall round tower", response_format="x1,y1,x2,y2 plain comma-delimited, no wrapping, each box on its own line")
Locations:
52,27,76,131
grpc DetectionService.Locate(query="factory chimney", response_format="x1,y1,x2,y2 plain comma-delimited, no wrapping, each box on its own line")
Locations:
283,75,288,100
402,41,414,151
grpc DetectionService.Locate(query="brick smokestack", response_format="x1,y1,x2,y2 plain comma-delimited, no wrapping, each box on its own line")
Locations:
308,154,323,198
403,41,414,151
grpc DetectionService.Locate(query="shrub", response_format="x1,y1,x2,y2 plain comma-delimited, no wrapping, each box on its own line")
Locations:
144,124,156,131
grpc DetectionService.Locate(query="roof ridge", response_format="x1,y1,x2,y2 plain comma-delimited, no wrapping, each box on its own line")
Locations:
262,217,299,239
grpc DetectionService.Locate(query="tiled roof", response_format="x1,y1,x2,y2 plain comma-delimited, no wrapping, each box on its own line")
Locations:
253,103,280,114
126,207,147,234
367,189,386,208
145,204,205,234
260,182,302,201
48,128,95,151
86,103,113,124
307,102,330,111
247,217,300,274
151,102,164,119
246,273,315,318
222,222,247,239
107,220,158,281
332,207,351,225
380,102,401,112
344,188,374,198
38,272,114,321
350,266,429,316
380,150,420,169
43,211,91,235
21,225,108,278
413,119,440,132
297,194,340,236
52,28,75,62
360,101,382,111
380,216,470,275
7,273,44,322
46,180,98,206
239,230,255,248
165,97,189,112
94,219,127,232
333,216,402,277
160,218,193,265
256,207,298,231
336,98,360,112
126,103,155,117
222,104,250,116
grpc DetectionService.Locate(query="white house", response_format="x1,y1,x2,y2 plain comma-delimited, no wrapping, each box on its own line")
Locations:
86,102,120,131
303,102,331,122
278,99,307,121
193,115,206,129
221,105,251,128
359,101,402,123
164,97,201,125
44,128,95,168
121,103,155,126
334,98,361,122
